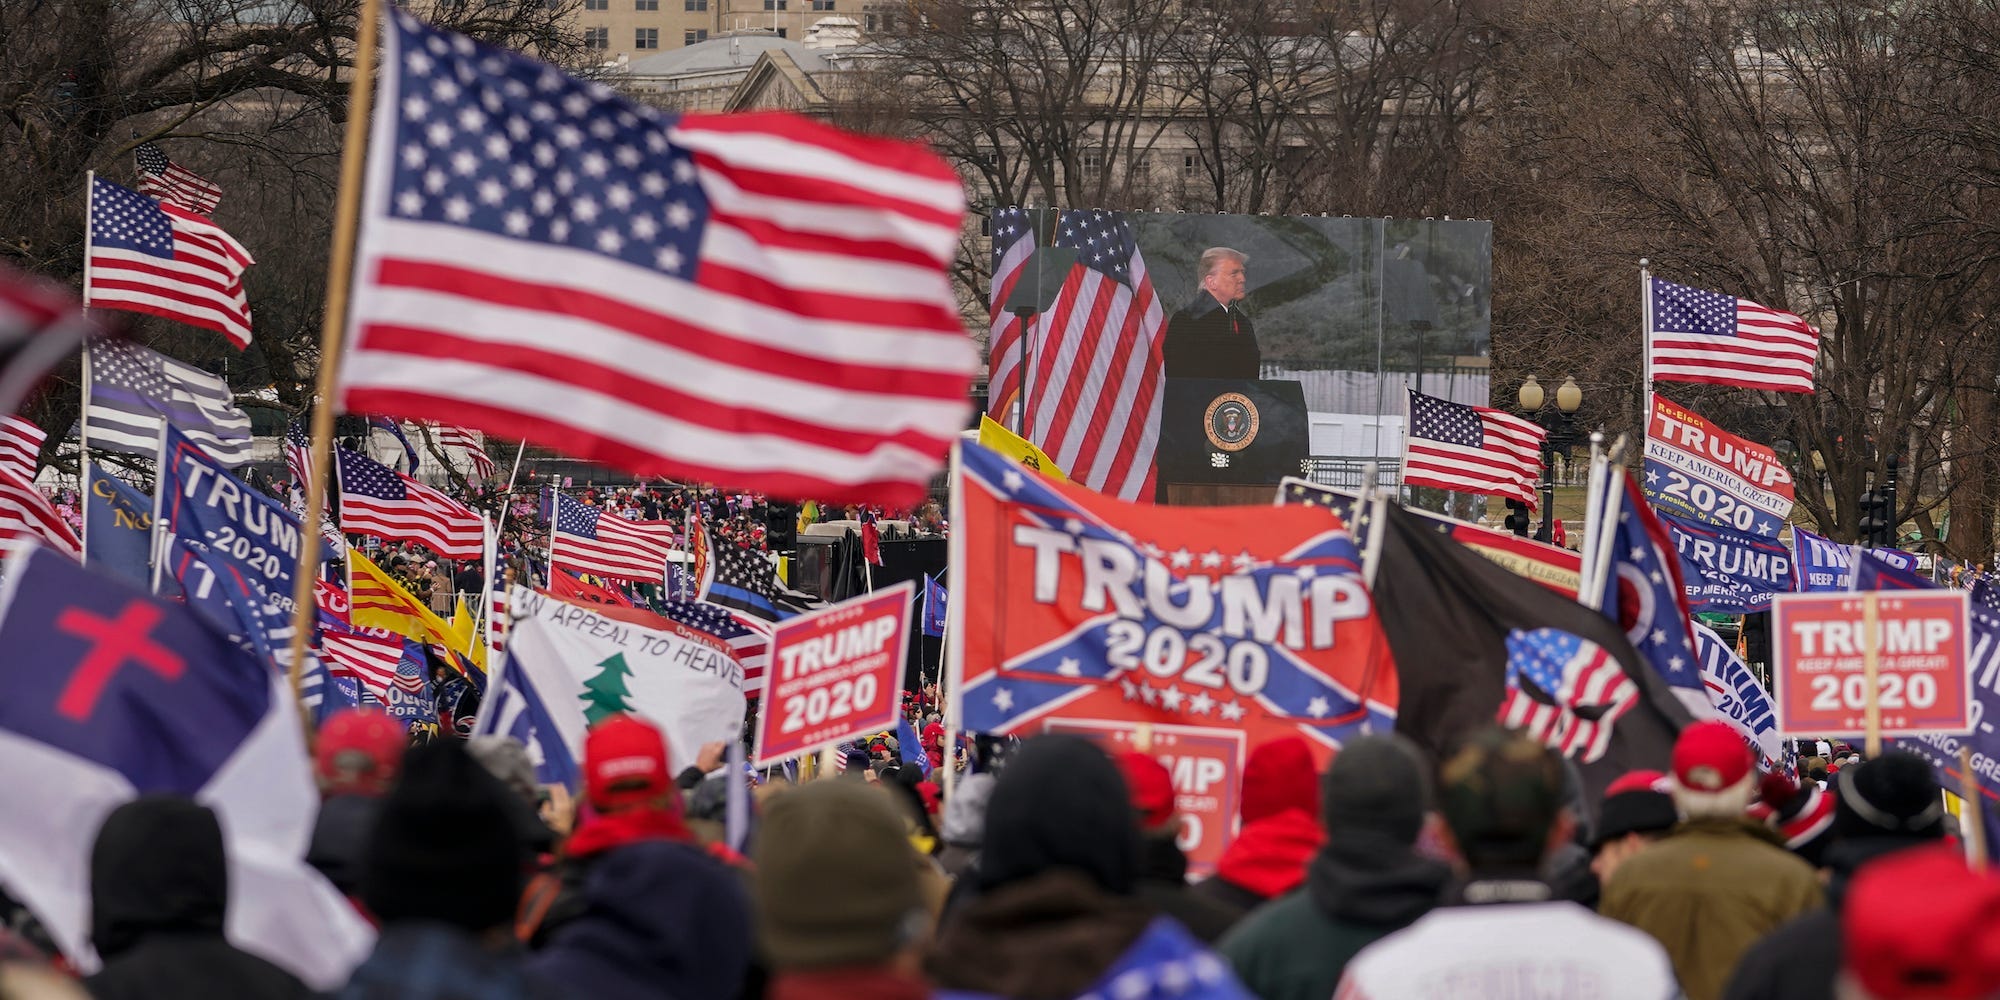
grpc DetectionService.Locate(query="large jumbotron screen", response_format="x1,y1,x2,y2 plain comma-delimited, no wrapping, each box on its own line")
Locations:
987,209,1493,498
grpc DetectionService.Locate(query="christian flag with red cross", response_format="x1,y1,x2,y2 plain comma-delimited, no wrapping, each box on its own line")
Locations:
948,440,1398,766
0,546,373,987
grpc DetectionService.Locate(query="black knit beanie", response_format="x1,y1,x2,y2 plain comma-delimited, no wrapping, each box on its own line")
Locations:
360,740,526,931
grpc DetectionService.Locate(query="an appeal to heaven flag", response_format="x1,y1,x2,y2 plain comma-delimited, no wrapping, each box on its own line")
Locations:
501,588,745,779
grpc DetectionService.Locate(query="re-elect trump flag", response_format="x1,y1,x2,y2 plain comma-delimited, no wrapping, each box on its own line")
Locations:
949,441,1397,761
0,546,371,986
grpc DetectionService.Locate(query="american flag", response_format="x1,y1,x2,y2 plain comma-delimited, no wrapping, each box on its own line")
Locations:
321,620,405,702
84,176,253,350
1402,388,1546,508
1648,277,1819,394
985,205,1035,429
437,424,495,479
550,491,676,584
656,598,772,693
487,559,511,657
287,423,348,556
1017,209,1164,501
698,519,821,622
0,265,99,420
0,416,43,482
84,339,253,464
335,11,976,506
1498,627,1641,763
134,142,223,215
335,444,483,559
0,467,79,559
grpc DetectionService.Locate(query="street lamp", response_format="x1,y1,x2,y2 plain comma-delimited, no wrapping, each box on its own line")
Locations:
1517,375,1583,542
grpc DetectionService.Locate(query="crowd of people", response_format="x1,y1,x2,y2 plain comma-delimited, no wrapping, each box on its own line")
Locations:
1,700,1993,1000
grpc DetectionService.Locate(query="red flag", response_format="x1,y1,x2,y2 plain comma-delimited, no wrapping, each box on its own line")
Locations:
546,568,637,609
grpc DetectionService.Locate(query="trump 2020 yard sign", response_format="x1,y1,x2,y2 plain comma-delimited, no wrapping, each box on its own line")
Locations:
1771,591,1971,737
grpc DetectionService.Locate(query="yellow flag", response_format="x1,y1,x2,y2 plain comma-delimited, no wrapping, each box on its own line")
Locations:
977,415,1068,482
449,597,487,670
349,551,479,672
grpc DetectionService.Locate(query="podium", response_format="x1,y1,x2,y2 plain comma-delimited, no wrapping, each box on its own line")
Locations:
1156,378,1310,505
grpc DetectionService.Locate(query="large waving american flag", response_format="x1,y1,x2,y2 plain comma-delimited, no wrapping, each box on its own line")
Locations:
335,444,483,559
335,10,975,506
1647,277,1819,394
84,176,253,349
321,620,406,702
1402,388,1546,509
1015,209,1164,501
1499,628,1641,763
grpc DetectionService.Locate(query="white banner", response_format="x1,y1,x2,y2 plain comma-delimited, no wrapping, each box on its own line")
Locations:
1693,621,1783,766
504,587,745,775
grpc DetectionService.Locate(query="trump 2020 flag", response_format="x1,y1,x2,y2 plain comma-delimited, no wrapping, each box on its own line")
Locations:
0,546,371,986
495,588,745,780
950,440,1398,762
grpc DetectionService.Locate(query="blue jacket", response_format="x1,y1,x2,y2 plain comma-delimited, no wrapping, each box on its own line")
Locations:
329,923,558,1000
526,840,753,1000
938,918,1257,1000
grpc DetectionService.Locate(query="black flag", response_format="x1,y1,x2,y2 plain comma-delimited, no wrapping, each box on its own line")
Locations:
1369,503,1692,805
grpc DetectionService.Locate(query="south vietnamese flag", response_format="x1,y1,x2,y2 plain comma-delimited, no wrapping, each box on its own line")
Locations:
948,441,1396,764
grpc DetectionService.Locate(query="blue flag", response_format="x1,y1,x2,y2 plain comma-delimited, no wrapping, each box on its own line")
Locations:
921,574,947,638
1791,526,1854,592
1659,508,1795,613
1856,548,1935,591
83,460,153,587
1593,470,1706,717
896,714,931,776
368,416,420,473
1888,576,2000,865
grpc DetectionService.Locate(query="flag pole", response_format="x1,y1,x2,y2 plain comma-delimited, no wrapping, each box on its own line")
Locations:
1577,432,1607,603
490,436,529,542
477,511,496,664
1640,258,1654,437
943,440,965,800
1961,745,1988,869
283,0,384,736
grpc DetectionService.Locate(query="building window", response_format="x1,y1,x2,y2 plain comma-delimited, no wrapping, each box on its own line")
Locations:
684,0,707,9
635,0,658,8
583,26,609,47
583,0,607,9
1081,150,1104,172
684,28,708,44
776,26,787,36
879,11,894,29
764,0,787,9
812,0,834,8
1183,154,1198,176
864,12,875,29
635,27,659,48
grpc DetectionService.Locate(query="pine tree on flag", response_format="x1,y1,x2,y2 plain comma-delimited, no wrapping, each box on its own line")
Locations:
580,652,636,725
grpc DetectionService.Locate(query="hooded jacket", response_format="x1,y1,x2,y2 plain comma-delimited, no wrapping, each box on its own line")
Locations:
928,736,1254,998
1721,835,1939,1000
1195,738,1325,922
1216,829,1450,1000
1135,832,1239,944
85,796,311,1000
526,840,753,1000
1601,817,1824,1000
938,773,995,879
